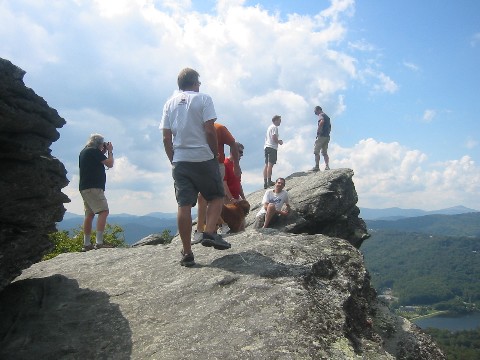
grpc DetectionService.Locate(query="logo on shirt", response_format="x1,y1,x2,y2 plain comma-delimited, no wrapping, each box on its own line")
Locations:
179,97,187,106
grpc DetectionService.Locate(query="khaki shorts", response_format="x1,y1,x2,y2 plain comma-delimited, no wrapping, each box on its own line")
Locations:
314,136,330,155
80,188,109,215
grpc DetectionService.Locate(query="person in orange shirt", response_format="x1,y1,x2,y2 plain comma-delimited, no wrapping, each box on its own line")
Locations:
192,123,241,243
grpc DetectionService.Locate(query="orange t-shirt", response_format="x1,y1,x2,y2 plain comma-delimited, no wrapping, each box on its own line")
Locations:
214,123,236,163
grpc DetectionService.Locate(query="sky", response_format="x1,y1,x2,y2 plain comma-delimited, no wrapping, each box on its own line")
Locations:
1,0,479,215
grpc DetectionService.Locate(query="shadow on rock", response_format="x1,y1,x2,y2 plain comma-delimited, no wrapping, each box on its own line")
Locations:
209,250,307,278
0,274,132,360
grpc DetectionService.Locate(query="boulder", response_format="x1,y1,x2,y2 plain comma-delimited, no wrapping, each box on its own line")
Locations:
0,58,69,292
245,169,370,248
0,230,445,359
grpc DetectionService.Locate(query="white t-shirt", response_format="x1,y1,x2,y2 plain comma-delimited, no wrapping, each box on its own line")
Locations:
256,189,290,216
264,124,279,150
160,91,216,162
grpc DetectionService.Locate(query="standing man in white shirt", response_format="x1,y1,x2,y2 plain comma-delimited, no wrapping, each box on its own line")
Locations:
263,115,283,189
160,68,231,267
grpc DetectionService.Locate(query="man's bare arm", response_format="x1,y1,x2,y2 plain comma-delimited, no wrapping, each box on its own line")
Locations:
204,119,218,157
162,128,174,163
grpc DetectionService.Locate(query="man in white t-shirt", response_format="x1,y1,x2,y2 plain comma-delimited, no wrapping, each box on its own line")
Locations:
263,115,283,189
254,177,291,228
160,68,231,267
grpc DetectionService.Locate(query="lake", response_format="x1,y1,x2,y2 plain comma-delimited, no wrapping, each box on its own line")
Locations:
413,312,480,331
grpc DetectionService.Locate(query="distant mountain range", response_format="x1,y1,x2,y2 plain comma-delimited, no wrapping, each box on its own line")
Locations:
365,212,480,237
359,205,478,220
58,212,180,245
58,205,479,245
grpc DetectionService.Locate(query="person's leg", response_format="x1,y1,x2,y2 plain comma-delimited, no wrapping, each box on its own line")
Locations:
178,205,193,255
196,193,207,232
205,197,223,234
194,159,230,250
253,214,265,229
263,203,277,228
217,165,229,231
83,212,95,244
322,137,330,169
172,161,197,261
313,138,321,170
266,148,277,185
95,209,109,244
323,152,330,169
263,149,269,188
266,163,273,183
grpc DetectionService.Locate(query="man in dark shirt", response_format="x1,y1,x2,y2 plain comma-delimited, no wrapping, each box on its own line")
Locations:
79,134,114,251
312,106,331,171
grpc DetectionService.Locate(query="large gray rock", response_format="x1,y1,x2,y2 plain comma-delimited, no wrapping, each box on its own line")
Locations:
0,230,445,359
0,58,70,292
245,169,370,248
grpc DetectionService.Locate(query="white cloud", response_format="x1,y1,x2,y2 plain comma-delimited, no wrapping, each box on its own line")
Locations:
360,69,398,94
403,61,420,71
422,109,436,123
348,39,375,52
333,139,480,211
375,72,398,93
4,0,477,215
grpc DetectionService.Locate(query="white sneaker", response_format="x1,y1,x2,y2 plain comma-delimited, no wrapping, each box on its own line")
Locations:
191,230,203,244
218,223,230,235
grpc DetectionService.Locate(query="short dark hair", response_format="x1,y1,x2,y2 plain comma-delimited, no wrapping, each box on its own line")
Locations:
276,177,286,185
177,68,200,90
272,115,281,122
315,106,322,112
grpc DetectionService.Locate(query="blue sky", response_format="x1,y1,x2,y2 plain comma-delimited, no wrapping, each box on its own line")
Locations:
1,0,479,215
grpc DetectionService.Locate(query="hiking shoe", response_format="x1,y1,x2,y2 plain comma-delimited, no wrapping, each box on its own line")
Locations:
180,251,195,267
264,184,268,189
81,244,94,252
201,232,231,250
311,166,320,172
191,230,203,245
218,223,230,235
94,243,115,249
325,165,330,170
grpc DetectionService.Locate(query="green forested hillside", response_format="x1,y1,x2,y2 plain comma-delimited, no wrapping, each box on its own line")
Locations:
425,328,480,360
361,230,480,307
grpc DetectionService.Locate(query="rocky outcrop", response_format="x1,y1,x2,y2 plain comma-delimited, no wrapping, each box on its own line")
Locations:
245,169,370,248
0,58,444,359
0,230,445,359
0,58,70,292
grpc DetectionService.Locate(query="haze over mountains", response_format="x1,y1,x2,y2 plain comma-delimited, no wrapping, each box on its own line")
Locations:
359,205,478,220
58,206,479,245
58,213,179,245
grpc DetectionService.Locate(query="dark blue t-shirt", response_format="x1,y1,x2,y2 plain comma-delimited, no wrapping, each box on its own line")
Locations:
319,113,331,137
79,147,107,191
